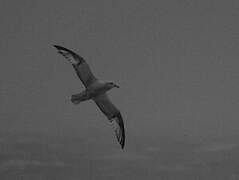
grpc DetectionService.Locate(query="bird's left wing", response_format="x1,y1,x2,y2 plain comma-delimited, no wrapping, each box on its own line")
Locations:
53,45,97,87
93,94,125,149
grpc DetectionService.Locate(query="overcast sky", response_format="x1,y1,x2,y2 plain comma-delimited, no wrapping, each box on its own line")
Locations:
1,0,239,152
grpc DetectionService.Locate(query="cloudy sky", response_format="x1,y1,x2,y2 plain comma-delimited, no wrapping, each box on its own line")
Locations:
1,0,239,179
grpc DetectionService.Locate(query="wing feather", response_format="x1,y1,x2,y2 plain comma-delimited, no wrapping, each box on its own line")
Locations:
54,45,97,87
93,94,125,149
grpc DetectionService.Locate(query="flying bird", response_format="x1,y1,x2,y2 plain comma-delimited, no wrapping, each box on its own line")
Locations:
53,45,125,149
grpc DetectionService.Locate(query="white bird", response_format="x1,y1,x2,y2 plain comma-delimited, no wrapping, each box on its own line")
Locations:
53,45,125,149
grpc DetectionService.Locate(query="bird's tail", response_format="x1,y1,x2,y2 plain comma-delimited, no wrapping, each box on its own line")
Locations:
71,94,82,105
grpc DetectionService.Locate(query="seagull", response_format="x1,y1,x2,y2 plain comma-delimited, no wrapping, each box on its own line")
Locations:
53,45,125,149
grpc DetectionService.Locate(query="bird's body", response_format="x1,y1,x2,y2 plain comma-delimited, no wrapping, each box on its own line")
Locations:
71,80,116,104
54,45,125,149
87,80,115,97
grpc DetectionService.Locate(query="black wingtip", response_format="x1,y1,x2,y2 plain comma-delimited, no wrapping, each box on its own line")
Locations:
53,45,64,50
121,142,125,149
118,113,125,149
53,45,80,58
121,136,125,149
120,131,125,149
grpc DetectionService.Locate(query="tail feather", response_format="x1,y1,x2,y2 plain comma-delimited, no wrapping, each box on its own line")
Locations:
71,94,82,104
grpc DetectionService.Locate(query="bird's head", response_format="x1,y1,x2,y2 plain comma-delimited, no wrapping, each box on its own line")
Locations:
106,81,120,89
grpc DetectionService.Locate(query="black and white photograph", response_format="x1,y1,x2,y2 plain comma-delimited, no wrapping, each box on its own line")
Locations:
1,1,239,179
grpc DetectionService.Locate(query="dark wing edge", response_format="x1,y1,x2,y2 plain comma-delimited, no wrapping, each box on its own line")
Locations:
53,45,97,87
111,112,125,149
53,45,85,64
93,94,125,149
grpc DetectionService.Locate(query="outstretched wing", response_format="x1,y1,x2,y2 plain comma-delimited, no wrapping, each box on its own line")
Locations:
54,45,97,87
93,94,125,149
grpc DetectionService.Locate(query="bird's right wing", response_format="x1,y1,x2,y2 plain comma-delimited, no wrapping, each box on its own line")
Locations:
93,94,125,149
54,45,97,87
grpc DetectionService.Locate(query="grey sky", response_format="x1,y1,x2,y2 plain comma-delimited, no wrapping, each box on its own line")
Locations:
1,0,239,152
2,1,239,179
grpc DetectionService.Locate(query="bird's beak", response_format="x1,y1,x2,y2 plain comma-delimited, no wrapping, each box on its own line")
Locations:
114,84,120,88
